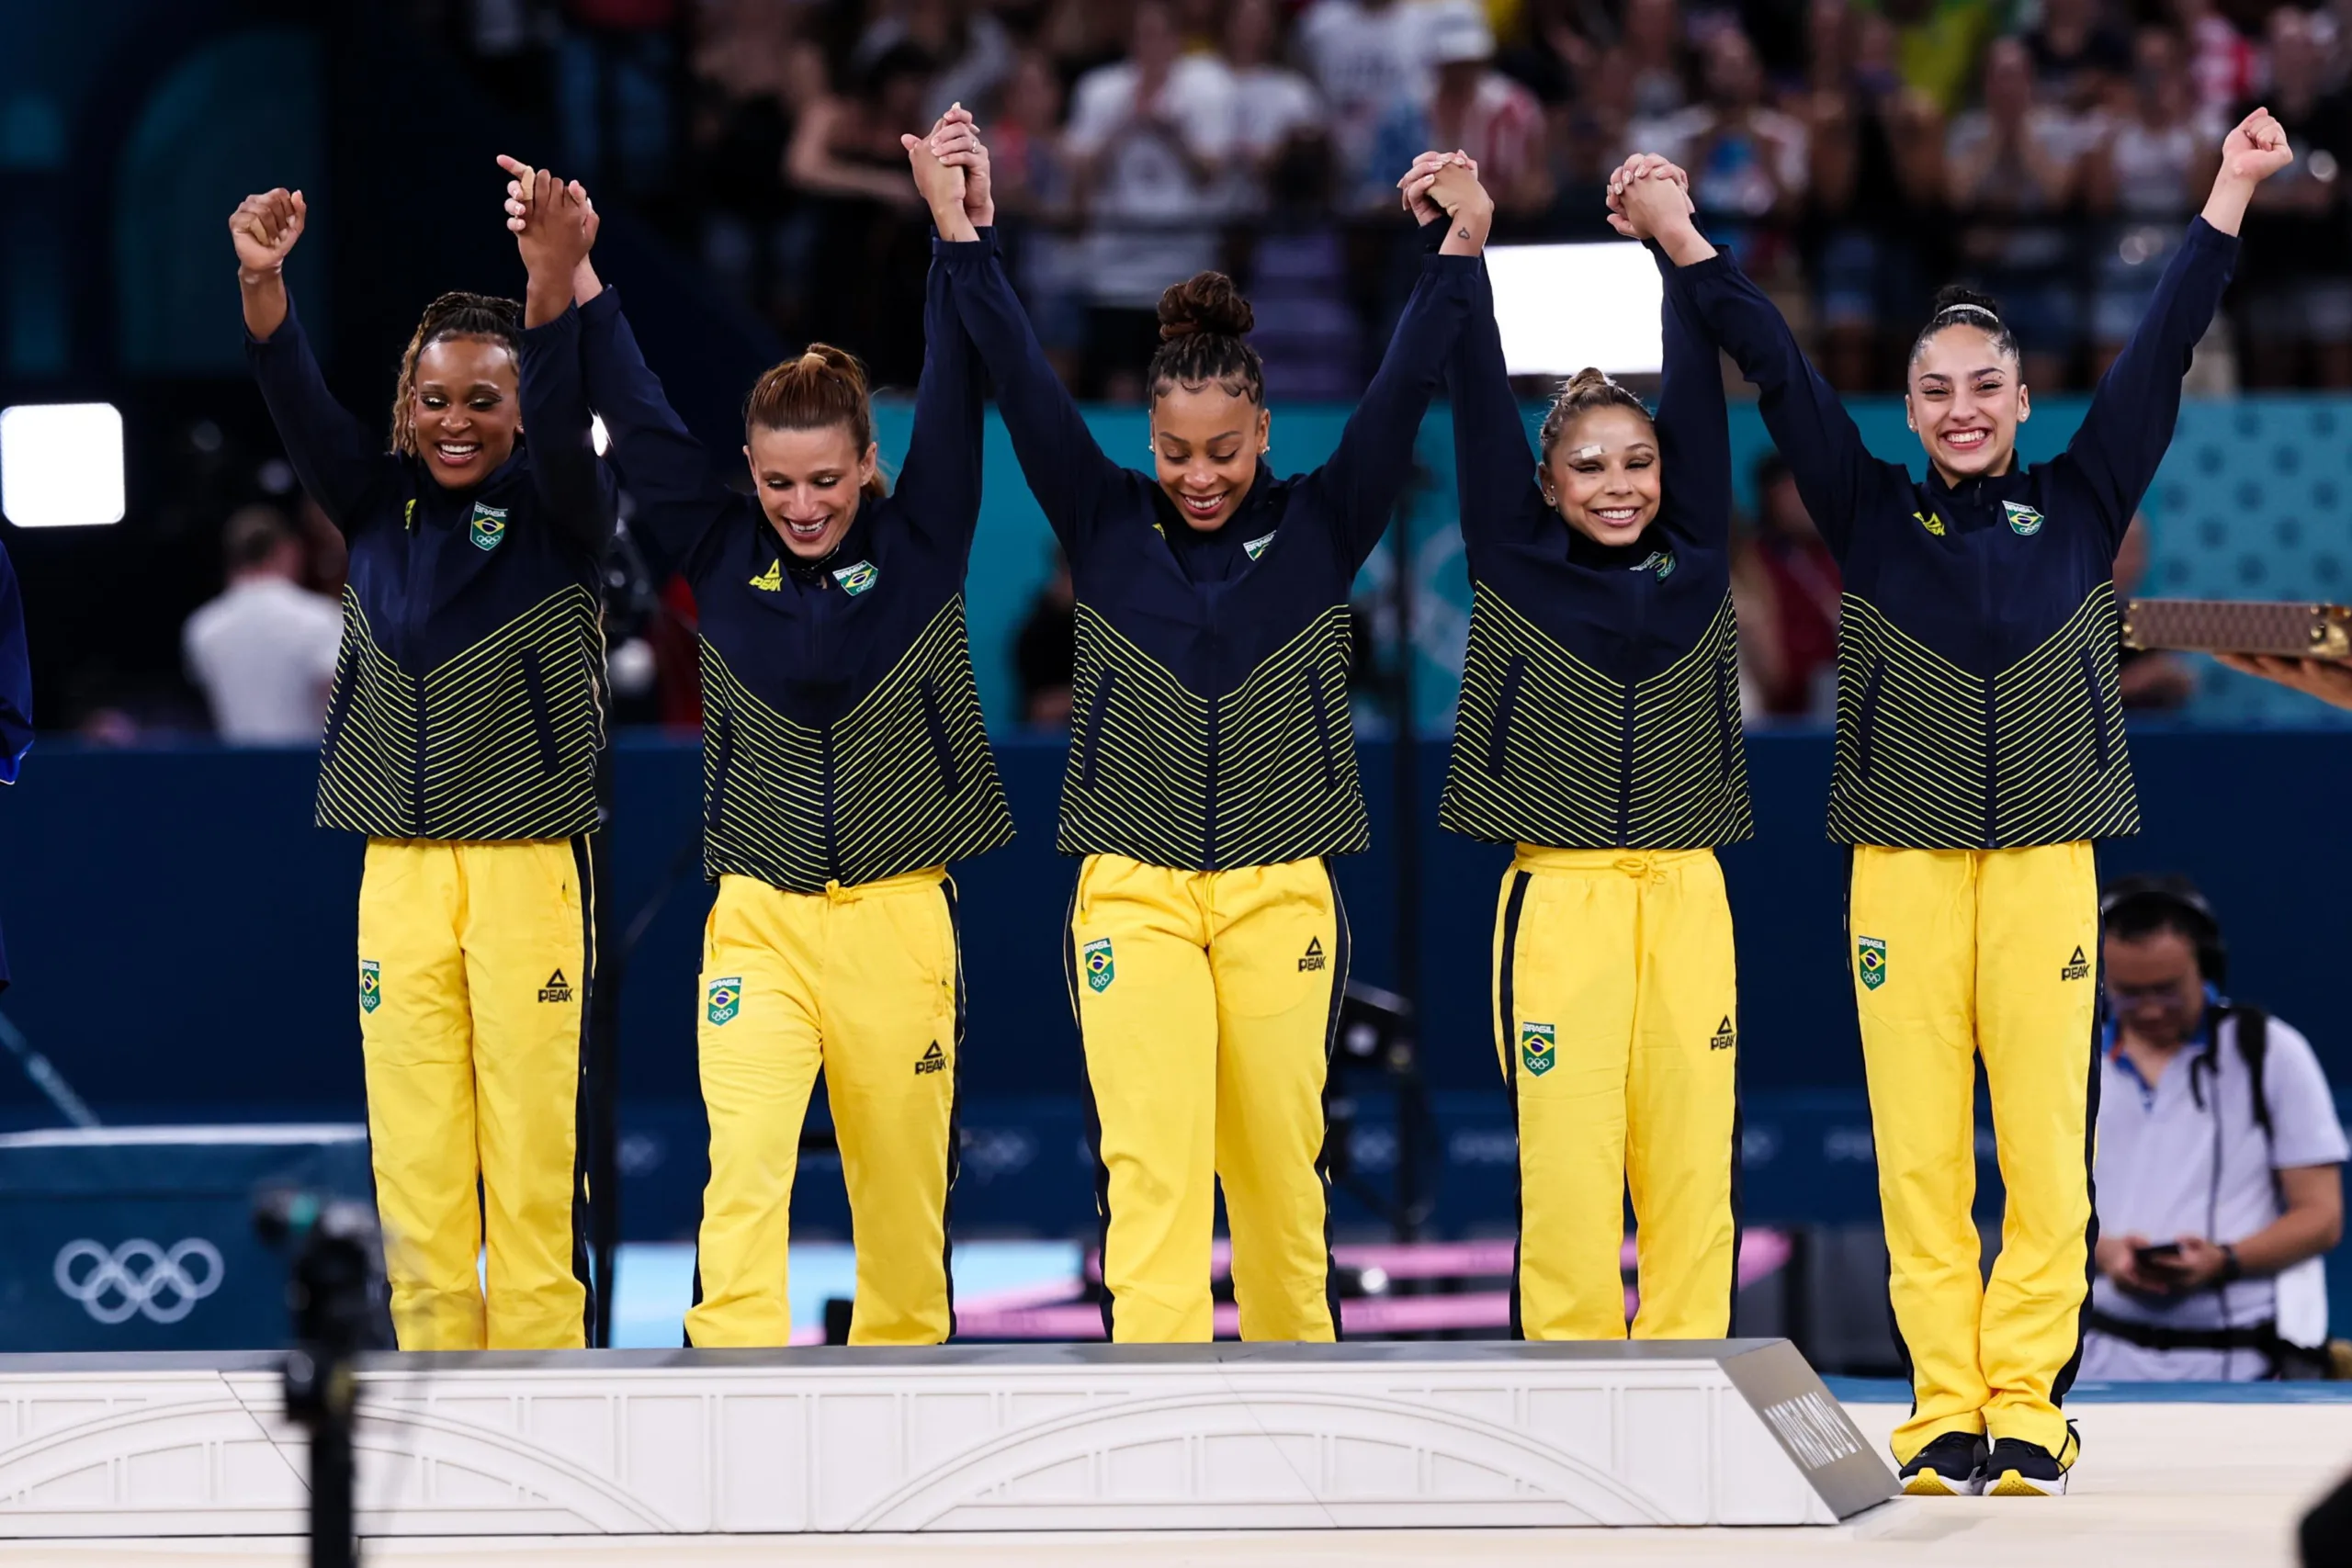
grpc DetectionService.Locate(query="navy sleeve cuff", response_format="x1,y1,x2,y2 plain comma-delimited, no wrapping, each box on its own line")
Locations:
578,286,622,325
518,299,582,348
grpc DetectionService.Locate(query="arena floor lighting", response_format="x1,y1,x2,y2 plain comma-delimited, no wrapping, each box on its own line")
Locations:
1484,242,1666,378
0,402,125,528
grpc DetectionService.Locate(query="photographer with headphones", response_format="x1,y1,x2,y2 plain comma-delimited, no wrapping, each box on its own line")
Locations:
2086,876,2346,1381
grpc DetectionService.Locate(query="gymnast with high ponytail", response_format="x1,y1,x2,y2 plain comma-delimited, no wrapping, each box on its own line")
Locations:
926,114,1487,1346
230,174,615,1352
1613,107,2294,1495
1396,149,1750,1357
503,128,1012,1348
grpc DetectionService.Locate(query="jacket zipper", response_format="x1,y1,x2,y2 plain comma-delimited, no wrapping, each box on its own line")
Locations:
1616,569,1646,845
1203,592,1221,869
1974,479,1998,847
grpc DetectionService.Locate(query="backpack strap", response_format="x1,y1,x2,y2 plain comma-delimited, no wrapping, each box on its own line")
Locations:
2231,1003,2273,1147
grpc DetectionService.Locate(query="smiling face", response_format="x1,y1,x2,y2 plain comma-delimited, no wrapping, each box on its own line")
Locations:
742,423,877,558
412,336,522,489
1541,406,1662,546
1150,384,1269,532
1907,325,2030,483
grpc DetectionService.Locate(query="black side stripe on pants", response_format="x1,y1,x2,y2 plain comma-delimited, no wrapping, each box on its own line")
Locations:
568,831,601,1348
940,877,967,1343
1065,877,1117,1342
1726,1020,1746,1337
1313,861,1352,1342
2051,909,2106,1417
1498,869,1532,1342
1849,848,1920,1414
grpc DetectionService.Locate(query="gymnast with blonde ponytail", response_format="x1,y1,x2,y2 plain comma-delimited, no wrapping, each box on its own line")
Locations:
1398,149,1751,1351
500,123,1012,1347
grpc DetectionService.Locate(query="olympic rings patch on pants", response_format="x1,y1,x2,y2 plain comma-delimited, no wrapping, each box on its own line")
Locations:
52,1238,225,1325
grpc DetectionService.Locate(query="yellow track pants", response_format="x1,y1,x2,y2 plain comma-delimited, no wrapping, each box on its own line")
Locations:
357,837,595,1351
1068,853,1346,1344
1850,841,2099,1467
686,869,962,1348
1495,846,1740,1341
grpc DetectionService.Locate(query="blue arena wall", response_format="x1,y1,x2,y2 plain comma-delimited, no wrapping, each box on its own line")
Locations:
1,727,2345,1242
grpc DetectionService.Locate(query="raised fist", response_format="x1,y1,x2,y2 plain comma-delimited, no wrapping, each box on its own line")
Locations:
2220,107,2295,186
229,189,307,276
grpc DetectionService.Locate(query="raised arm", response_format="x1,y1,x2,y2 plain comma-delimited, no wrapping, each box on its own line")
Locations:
511,168,618,555
1650,242,1734,547
887,130,989,560
574,291,742,581
1618,160,1879,559
1300,161,1490,571
1447,259,1547,557
936,241,1128,558
0,534,28,785
2060,110,2280,549
232,188,382,531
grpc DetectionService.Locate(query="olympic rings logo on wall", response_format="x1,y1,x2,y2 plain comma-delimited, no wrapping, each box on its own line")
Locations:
52,1239,225,1325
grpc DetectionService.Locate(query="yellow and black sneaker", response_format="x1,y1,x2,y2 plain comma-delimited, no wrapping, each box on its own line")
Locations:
1983,1436,2069,1496
1898,1432,1987,1496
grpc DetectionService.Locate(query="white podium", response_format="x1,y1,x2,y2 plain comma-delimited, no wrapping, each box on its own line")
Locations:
0,1341,1892,1538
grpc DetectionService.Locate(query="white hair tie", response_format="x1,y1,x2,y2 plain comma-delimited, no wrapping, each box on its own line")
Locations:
1940,303,2001,326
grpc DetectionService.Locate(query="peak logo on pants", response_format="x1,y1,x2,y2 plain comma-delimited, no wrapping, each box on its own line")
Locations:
538,969,573,1004
916,1041,946,1077
2061,945,2090,981
1298,937,1327,973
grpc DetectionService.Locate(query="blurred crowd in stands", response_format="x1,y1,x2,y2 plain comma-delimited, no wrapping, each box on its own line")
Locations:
413,0,2352,396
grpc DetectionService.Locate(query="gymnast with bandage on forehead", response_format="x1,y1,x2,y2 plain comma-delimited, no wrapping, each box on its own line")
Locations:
1396,149,1752,1349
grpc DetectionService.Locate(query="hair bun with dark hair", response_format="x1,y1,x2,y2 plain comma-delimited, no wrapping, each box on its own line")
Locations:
1928,284,2004,322
1158,272,1255,343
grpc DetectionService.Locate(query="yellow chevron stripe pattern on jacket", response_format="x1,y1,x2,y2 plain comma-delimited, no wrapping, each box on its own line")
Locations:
1440,587,1752,850
1829,583,2138,849
317,585,605,841
1059,604,1368,869
700,593,1013,891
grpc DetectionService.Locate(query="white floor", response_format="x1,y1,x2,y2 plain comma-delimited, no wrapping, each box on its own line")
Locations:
3,1402,2343,1566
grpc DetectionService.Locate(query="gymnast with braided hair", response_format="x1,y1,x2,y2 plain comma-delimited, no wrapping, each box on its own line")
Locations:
230,174,615,1351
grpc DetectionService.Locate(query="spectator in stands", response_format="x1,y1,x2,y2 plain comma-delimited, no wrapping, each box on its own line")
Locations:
992,49,1087,386
556,0,682,207
181,504,345,746
1945,36,2083,389
2084,27,2218,382
1635,27,1808,266
1014,549,1077,728
1622,0,1693,120
787,40,940,384
1364,1,1554,216
854,0,1016,121
1805,0,1945,388
687,2,808,330
1874,0,2001,118
2111,513,2199,711
1299,0,1434,190
2086,877,2346,1381
1221,0,1328,217
2024,0,2132,114
1732,455,1842,721
2231,7,2352,388
2173,0,2260,116
1067,0,1237,400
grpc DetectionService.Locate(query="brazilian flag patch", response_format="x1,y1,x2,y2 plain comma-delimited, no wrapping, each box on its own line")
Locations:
1082,938,1115,993
469,502,509,551
1520,1021,1556,1077
358,959,381,1014
2003,501,2045,536
1858,936,1888,991
831,559,878,595
707,976,741,1026
1243,530,1278,561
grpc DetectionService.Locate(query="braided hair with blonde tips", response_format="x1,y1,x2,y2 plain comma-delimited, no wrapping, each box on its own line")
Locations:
743,343,887,499
389,292,524,457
